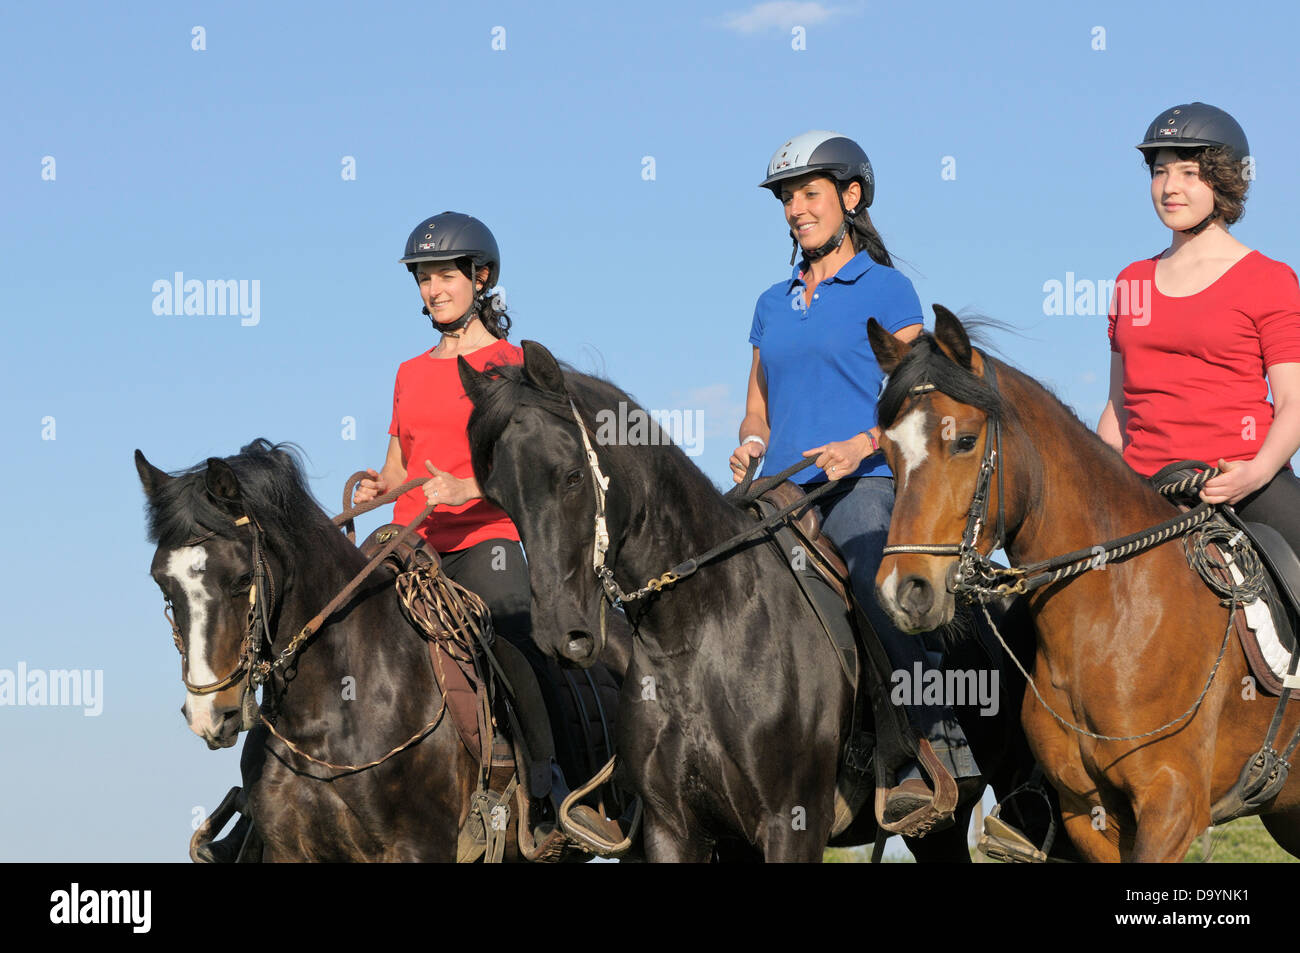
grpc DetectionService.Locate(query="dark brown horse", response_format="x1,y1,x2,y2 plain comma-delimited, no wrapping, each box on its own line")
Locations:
137,439,507,861
868,306,1300,862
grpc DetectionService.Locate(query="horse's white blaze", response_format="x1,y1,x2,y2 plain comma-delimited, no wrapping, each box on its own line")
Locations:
884,408,929,491
164,546,224,737
879,565,901,616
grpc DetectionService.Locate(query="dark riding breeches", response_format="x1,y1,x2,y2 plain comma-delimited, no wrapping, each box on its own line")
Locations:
439,538,558,798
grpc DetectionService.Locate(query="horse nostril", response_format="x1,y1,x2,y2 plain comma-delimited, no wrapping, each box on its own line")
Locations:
898,576,934,617
564,630,597,663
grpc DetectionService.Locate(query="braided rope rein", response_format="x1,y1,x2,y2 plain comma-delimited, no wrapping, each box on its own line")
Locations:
973,467,1265,743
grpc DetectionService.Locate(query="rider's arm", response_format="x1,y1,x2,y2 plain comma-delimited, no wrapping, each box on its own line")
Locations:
380,435,406,489
1097,353,1125,454
1250,363,1300,474
739,346,770,445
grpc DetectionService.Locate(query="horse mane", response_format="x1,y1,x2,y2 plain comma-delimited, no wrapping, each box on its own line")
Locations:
878,319,1012,429
879,318,1158,502
465,360,741,511
143,438,343,556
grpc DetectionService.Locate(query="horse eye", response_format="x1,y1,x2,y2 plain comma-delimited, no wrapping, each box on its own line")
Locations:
954,434,978,454
564,469,583,488
230,572,253,594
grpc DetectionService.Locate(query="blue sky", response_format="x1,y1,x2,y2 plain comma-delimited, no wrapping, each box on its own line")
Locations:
3,0,1299,861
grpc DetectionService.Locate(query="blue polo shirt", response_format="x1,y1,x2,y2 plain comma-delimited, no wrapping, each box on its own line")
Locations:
749,251,922,483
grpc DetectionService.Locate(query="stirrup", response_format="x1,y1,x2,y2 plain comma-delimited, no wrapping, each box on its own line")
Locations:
975,776,1056,863
874,738,960,837
977,809,1047,863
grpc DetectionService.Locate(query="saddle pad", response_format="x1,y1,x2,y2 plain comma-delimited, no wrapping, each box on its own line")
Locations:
1204,540,1298,697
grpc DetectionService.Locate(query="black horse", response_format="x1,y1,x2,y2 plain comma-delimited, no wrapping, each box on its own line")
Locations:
138,439,508,861
460,342,1045,861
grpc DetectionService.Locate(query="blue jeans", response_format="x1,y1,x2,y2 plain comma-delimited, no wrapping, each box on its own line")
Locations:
810,476,979,781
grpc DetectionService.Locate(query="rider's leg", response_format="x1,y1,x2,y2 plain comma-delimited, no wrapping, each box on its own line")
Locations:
439,539,624,843
814,477,980,793
1235,466,1300,558
439,539,556,799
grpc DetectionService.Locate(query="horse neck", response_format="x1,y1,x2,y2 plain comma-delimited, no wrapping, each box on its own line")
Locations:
997,369,1173,567
608,444,755,634
264,522,424,708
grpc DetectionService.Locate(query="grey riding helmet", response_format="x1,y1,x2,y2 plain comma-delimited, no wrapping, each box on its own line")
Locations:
1135,103,1250,234
759,131,876,261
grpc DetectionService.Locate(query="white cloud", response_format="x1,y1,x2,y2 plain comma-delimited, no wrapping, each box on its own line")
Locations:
722,1,842,34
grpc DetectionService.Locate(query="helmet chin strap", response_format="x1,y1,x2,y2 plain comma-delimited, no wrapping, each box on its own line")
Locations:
422,285,485,337
423,305,474,335
788,187,856,265
1180,212,1218,237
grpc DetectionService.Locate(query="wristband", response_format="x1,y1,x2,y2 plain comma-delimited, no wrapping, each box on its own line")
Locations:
742,435,767,452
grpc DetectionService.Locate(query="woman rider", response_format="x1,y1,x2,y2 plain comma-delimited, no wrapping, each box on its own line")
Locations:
353,212,622,846
1098,104,1300,556
729,131,980,833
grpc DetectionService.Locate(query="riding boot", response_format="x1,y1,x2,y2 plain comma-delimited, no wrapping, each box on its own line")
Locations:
195,813,254,863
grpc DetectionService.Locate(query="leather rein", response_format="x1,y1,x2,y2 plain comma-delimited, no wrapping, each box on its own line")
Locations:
163,477,432,732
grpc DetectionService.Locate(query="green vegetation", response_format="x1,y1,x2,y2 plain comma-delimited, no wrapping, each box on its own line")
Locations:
822,815,1297,863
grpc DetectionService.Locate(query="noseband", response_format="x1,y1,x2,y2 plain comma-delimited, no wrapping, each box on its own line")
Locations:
163,510,276,730
879,355,1009,600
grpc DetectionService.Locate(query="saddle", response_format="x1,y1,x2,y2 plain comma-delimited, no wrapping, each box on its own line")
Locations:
358,523,628,862
1149,467,1300,696
743,482,957,839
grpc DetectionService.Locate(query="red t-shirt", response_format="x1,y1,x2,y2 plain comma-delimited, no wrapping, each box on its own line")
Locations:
1107,250,1300,477
388,338,524,552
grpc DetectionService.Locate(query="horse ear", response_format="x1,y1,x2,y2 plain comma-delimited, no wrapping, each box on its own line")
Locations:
521,340,566,395
867,318,911,375
458,356,489,406
135,449,172,497
931,304,973,369
204,458,242,503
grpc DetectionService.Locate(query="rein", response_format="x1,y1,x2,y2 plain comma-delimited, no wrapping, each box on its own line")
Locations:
163,473,456,767
567,397,842,610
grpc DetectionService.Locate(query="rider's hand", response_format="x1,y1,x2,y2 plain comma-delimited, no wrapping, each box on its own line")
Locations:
1200,457,1271,506
729,440,766,484
422,460,475,508
353,467,388,505
803,436,870,481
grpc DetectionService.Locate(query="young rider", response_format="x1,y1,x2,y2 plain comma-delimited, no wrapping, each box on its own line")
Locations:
354,212,622,846
729,131,981,833
1098,103,1300,556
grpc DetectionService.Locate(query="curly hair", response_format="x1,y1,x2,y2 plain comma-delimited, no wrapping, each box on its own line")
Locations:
452,258,512,339
1146,144,1250,226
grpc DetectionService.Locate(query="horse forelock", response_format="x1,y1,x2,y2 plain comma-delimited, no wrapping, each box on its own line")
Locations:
879,333,1007,430
144,439,338,560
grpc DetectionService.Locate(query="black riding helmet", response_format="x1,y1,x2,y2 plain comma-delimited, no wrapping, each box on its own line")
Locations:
399,212,501,332
759,131,875,264
1135,103,1251,235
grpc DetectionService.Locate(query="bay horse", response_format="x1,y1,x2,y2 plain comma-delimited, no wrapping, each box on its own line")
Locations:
458,341,1044,862
137,439,501,861
868,305,1300,862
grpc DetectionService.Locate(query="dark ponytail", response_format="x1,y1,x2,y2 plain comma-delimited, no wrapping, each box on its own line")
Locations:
845,199,893,268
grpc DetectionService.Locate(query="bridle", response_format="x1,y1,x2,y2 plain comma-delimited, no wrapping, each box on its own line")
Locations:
568,397,619,657
880,354,1011,601
163,509,279,730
